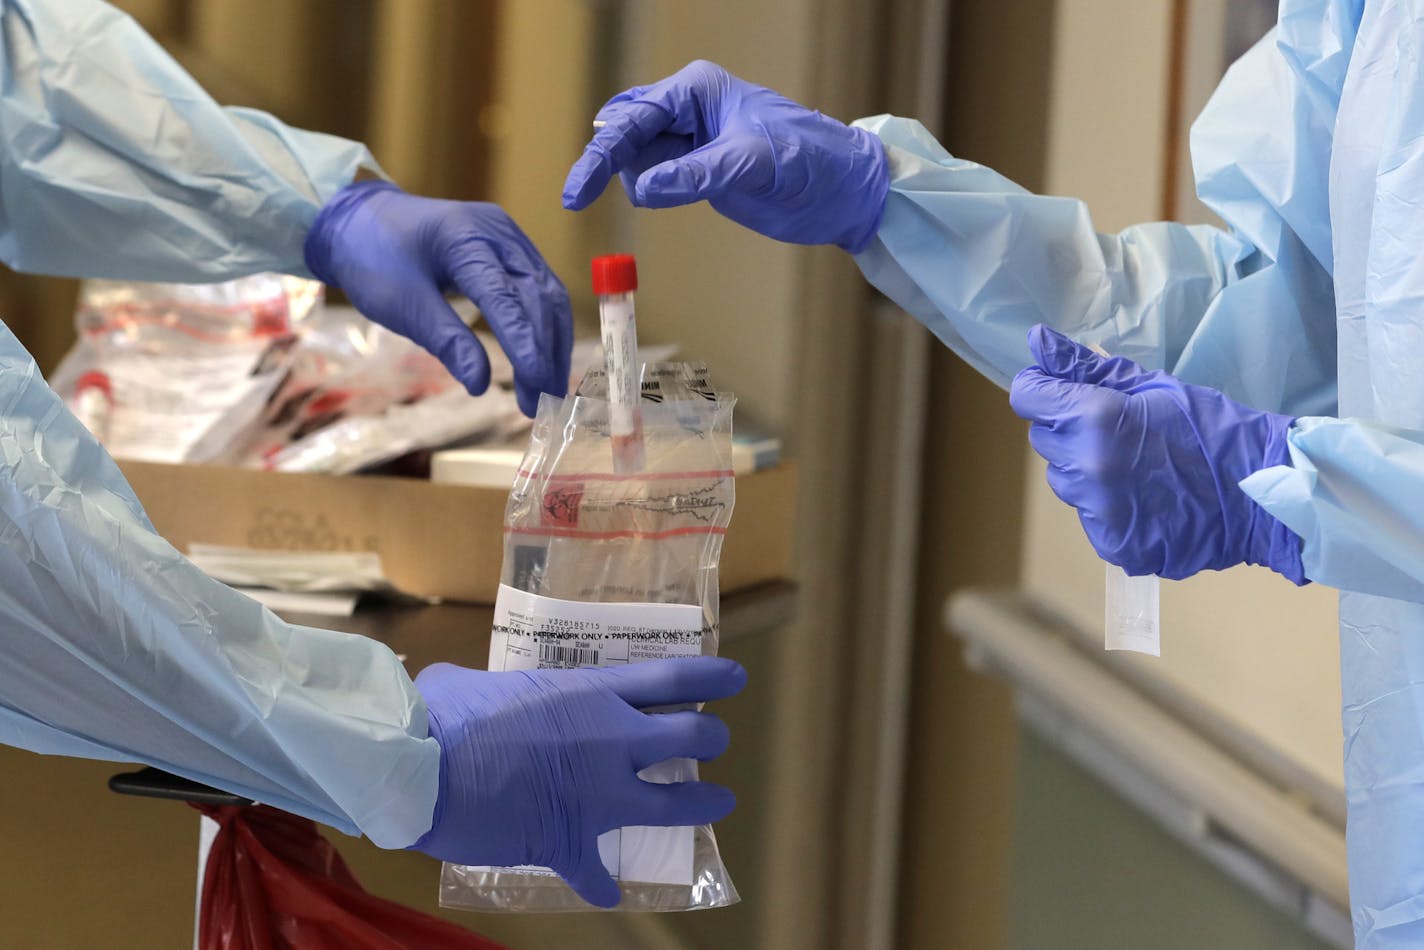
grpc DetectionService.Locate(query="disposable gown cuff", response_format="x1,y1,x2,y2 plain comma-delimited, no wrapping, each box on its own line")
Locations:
407,709,450,855
303,179,405,286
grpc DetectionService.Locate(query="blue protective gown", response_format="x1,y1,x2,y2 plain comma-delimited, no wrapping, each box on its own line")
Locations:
850,0,1424,942
0,0,440,850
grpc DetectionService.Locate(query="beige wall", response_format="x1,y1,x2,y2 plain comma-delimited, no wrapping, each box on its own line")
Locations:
482,0,596,314
1043,0,1173,226
189,0,324,122
893,2,1056,948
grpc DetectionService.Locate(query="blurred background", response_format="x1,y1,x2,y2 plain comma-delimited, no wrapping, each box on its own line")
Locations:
0,1,1350,948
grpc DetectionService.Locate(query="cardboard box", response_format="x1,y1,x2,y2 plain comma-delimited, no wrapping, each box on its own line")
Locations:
118,461,797,604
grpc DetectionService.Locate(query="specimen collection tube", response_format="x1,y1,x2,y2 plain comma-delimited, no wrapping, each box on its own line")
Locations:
71,370,114,443
591,253,645,473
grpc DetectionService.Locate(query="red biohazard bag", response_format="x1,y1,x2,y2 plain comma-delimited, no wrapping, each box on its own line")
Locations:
193,803,505,950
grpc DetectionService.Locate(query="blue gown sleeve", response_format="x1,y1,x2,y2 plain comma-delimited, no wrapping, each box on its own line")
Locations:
0,0,380,282
1241,417,1424,603
0,321,439,847
849,25,1341,417
0,0,439,849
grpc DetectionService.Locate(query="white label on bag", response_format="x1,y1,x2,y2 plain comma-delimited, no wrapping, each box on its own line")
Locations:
483,584,704,887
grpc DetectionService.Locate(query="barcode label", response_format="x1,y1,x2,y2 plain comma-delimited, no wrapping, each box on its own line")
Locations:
539,643,600,667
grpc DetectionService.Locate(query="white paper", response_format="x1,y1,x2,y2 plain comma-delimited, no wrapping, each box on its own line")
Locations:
236,587,361,617
193,815,221,950
188,545,389,594
482,584,703,886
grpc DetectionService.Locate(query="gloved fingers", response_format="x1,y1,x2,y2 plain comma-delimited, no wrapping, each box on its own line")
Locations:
627,779,736,828
607,60,732,138
1042,461,1088,509
1026,325,1149,389
622,131,698,181
1031,407,1125,517
541,269,574,399
632,710,731,770
517,256,572,405
563,99,685,210
489,224,574,402
1008,367,1059,422
392,287,493,395
617,132,697,205
1026,420,1073,467
634,138,766,209
445,240,551,416
619,169,641,204
559,844,622,909
1076,509,1134,572
1043,466,1130,566
596,656,747,709
1009,366,1129,432
491,241,562,415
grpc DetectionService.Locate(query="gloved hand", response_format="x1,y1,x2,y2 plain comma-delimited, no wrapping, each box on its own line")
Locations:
1009,325,1307,583
562,60,890,253
411,656,746,908
305,181,572,417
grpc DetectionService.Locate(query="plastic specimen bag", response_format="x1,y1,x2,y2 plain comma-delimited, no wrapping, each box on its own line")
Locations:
49,275,318,464
49,280,528,472
439,362,739,912
245,305,525,473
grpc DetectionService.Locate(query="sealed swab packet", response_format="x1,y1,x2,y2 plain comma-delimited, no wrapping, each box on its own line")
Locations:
1104,563,1160,656
438,361,739,912
1084,342,1161,656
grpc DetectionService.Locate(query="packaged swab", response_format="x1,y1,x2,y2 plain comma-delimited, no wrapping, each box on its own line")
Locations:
1085,343,1161,656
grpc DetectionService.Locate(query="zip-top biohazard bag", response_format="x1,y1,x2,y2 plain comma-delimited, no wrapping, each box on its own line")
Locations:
439,363,739,912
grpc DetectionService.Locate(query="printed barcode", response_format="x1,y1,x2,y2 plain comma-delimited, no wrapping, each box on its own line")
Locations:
539,643,600,667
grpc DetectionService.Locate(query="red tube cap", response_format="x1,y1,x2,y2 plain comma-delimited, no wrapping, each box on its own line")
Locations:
75,370,112,398
591,254,638,295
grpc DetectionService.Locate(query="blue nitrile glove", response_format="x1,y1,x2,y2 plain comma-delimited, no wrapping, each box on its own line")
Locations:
305,181,573,417
410,656,745,908
562,60,889,253
1008,325,1307,583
